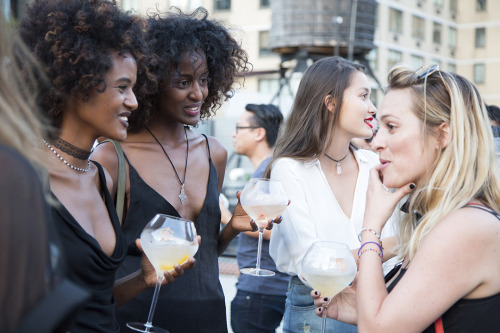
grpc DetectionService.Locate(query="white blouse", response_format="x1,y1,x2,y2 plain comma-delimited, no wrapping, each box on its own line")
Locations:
269,148,400,283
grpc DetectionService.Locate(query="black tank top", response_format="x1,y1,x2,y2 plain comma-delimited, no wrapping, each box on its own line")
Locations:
115,135,227,333
52,161,126,333
386,204,500,333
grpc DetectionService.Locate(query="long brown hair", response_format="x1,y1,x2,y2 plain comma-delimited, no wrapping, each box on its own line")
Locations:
265,56,366,176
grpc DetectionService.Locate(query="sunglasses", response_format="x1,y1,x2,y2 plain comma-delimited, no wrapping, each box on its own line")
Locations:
235,126,260,133
416,64,440,80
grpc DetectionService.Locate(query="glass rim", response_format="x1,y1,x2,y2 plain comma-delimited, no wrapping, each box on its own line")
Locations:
310,241,350,249
152,214,194,224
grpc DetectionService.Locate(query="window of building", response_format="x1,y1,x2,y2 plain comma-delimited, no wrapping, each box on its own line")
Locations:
475,28,486,48
431,58,442,68
388,50,402,70
367,48,378,71
448,27,457,49
412,16,425,40
433,22,442,44
411,55,424,69
448,63,456,73
260,0,270,8
476,0,486,11
121,0,138,11
389,8,403,34
259,31,272,57
258,78,280,95
474,64,485,84
449,0,458,12
434,0,443,7
214,0,231,11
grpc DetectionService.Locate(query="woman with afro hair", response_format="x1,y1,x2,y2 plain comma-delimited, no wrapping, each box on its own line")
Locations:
19,1,191,332
92,6,253,333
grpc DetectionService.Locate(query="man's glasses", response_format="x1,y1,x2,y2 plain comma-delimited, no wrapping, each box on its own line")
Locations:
235,126,260,133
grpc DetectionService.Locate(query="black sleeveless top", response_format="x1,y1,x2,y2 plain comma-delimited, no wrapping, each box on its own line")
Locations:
386,205,500,333
52,161,127,333
115,135,227,333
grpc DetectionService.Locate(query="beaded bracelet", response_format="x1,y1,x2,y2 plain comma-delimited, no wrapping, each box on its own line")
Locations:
358,228,382,242
358,241,383,256
356,248,383,266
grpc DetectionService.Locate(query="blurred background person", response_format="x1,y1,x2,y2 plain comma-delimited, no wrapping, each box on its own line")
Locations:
0,8,88,333
486,104,500,157
220,104,288,333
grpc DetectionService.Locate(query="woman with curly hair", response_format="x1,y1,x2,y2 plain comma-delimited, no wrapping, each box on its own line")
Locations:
19,1,190,332
313,65,500,332
92,7,252,332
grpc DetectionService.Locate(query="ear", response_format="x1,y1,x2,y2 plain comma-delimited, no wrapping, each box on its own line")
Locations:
253,127,267,143
437,122,451,149
324,95,336,114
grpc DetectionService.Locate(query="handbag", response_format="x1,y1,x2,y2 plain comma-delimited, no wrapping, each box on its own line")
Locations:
99,139,126,226
434,317,444,333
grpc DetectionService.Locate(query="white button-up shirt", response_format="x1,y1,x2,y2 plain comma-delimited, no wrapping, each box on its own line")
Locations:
270,148,399,283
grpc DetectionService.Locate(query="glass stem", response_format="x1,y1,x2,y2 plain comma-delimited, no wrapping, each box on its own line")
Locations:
145,273,165,330
321,306,327,333
255,228,264,271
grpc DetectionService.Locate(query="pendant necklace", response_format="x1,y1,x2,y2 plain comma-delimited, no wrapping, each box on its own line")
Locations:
147,126,189,204
43,139,91,172
325,151,349,175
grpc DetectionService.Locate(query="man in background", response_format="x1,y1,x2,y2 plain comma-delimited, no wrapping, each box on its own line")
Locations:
221,104,287,332
486,104,500,159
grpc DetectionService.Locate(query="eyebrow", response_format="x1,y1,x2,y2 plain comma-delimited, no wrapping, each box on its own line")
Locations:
378,114,399,121
115,77,133,83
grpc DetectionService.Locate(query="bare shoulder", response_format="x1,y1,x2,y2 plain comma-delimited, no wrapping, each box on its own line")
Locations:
91,140,120,184
206,135,228,166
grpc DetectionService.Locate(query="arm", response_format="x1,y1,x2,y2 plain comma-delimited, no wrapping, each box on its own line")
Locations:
355,168,496,332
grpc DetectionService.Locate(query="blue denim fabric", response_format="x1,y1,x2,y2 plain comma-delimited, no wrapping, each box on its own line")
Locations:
231,290,286,333
283,276,358,333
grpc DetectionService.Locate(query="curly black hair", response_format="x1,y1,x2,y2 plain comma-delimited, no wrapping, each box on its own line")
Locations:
128,7,250,132
18,0,156,128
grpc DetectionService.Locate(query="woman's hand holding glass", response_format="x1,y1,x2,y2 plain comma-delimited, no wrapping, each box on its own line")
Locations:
137,236,199,288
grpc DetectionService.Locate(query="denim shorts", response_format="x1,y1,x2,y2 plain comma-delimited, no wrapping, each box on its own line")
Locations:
282,276,358,333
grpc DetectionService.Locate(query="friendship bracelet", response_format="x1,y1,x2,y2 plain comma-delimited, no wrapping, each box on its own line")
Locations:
356,248,383,266
358,241,383,256
358,228,382,242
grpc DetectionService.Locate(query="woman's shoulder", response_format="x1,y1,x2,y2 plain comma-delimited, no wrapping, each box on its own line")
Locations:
273,157,316,168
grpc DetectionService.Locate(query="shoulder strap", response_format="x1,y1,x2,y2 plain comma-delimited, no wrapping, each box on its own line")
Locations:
434,317,444,333
99,139,126,226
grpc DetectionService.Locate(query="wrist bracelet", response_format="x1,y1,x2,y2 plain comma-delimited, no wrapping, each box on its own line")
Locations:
358,241,383,256
358,228,382,242
356,248,383,266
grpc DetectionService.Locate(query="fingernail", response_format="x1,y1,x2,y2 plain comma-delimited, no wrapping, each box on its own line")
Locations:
409,184,415,190
318,307,322,312
314,291,318,295
323,297,329,302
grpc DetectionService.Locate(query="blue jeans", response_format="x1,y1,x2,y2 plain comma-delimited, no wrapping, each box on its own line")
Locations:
283,276,358,333
231,290,286,333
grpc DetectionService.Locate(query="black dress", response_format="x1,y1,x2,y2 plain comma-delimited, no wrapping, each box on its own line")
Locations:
52,161,126,333
115,135,227,333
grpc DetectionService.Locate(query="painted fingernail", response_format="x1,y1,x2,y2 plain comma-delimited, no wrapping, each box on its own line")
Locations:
314,291,318,296
323,297,329,302
318,307,322,312
409,184,415,190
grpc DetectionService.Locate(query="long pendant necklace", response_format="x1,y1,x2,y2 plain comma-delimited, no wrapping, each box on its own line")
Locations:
147,126,189,205
43,139,91,172
325,151,349,175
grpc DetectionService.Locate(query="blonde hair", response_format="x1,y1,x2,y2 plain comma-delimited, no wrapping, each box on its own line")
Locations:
0,14,47,167
388,66,500,259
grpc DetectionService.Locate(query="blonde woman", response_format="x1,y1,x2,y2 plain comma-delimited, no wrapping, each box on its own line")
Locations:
313,65,500,332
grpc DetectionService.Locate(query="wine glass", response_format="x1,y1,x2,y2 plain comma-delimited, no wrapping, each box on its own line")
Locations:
240,178,288,276
301,241,356,333
127,214,198,333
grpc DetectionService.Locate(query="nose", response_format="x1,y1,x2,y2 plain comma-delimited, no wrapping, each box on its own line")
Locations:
125,89,138,111
368,99,377,115
189,80,204,101
370,128,385,152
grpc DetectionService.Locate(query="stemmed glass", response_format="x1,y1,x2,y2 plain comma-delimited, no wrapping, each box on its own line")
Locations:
240,178,288,276
301,241,356,333
127,214,198,333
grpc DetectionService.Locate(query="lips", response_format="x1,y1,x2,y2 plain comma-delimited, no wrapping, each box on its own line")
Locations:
364,117,374,128
118,111,131,127
185,104,201,117
379,158,390,171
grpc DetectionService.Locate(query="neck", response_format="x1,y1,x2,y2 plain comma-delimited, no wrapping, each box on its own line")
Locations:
247,145,273,170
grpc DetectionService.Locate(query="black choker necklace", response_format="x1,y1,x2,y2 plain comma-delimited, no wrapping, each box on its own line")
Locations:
147,126,189,204
325,152,349,175
50,137,92,160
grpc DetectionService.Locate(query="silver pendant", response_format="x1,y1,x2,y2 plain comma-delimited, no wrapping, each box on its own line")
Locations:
337,162,342,175
179,183,187,204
